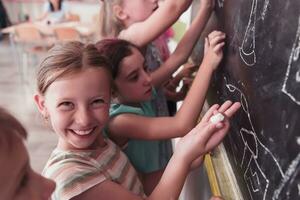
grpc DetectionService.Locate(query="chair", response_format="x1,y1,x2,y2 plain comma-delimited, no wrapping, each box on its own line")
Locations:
54,27,81,42
12,25,54,83
68,13,80,22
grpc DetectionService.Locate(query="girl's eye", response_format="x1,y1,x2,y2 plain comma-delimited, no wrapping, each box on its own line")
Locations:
91,98,108,108
58,102,74,110
129,74,138,81
92,99,105,105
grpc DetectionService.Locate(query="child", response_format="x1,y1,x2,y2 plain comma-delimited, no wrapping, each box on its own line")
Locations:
34,41,240,199
100,0,215,116
0,107,56,200
38,0,70,24
99,1,218,190
95,30,236,194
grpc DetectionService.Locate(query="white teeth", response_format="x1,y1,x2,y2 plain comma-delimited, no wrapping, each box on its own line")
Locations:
73,129,93,136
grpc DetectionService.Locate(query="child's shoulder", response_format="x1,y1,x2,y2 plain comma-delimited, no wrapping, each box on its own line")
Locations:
44,140,117,168
42,140,119,199
110,103,145,117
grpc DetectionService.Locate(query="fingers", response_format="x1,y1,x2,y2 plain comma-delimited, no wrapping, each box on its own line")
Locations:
183,63,197,70
209,34,226,47
205,123,229,152
203,101,241,123
208,30,222,39
197,122,223,146
213,42,225,53
216,101,241,118
208,31,225,41
190,155,204,169
201,104,220,122
224,102,241,117
205,37,209,53
217,100,233,113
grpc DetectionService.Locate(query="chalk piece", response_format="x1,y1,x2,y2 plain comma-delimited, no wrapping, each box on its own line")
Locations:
210,113,225,124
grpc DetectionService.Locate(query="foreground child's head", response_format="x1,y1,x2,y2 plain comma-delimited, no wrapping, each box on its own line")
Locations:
34,42,112,150
96,39,153,105
99,0,159,37
0,108,55,200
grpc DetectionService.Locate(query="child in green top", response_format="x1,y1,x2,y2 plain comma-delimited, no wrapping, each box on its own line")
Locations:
96,30,241,194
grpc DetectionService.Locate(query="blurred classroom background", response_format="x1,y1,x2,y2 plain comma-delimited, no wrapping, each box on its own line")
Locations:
0,0,101,173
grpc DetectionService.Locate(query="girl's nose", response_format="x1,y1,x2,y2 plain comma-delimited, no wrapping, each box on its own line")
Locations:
142,70,152,85
75,107,92,126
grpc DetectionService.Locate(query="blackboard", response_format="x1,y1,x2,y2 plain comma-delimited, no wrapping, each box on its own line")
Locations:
192,0,300,200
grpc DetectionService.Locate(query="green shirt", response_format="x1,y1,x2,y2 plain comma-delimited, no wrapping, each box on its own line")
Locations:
108,91,173,173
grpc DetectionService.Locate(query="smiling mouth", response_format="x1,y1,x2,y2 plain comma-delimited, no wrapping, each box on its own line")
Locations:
71,128,96,136
145,88,152,94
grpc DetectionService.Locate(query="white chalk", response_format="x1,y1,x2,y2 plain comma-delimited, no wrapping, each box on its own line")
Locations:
210,113,225,124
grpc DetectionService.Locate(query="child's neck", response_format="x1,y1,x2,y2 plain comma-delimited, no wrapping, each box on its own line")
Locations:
57,135,107,151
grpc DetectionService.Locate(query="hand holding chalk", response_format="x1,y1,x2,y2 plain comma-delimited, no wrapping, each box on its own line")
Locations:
210,113,225,124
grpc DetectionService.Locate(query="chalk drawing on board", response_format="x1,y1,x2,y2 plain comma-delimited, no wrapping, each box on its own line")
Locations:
217,0,224,8
224,78,284,200
282,16,300,105
272,153,300,200
239,0,257,67
261,0,270,20
239,0,271,67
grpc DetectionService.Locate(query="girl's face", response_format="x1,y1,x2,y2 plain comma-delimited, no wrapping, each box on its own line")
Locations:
114,47,152,104
122,0,159,24
0,135,55,200
35,68,111,150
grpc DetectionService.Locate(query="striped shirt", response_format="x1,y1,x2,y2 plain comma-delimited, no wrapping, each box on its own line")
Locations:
43,139,145,200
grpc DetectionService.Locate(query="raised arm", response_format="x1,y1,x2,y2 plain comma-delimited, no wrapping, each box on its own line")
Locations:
120,0,192,47
150,0,215,87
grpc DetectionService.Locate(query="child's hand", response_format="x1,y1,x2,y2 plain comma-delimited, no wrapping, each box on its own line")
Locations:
163,85,187,101
174,101,241,166
203,31,226,70
179,63,197,79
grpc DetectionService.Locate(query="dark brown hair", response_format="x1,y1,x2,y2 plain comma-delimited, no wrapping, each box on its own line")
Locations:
95,39,141,79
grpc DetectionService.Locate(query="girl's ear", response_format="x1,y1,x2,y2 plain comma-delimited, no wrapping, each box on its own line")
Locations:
111,89,117,99
34,94,48,118
111,89,120,103
113,4,128,21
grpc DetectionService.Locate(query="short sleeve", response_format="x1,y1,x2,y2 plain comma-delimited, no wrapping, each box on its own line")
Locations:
44,157,108,200
109,104,144,118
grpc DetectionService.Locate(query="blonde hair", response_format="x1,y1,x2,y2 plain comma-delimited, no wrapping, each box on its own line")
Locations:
99,0,125,38
36,41,112,95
